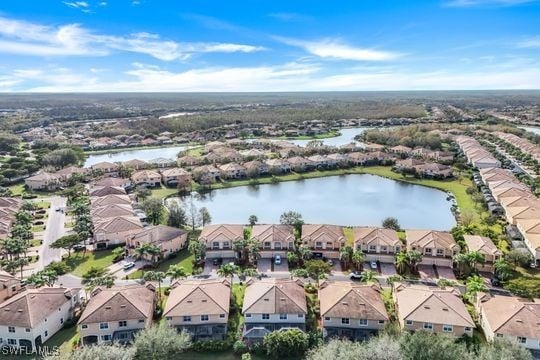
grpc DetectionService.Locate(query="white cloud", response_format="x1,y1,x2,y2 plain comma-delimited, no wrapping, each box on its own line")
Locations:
5,60,539,92
276,37,401,61
444,0,537,7
63,1,89,9
99,1,107,6
0,16,265,60
268,13,312,21
517,36,540,48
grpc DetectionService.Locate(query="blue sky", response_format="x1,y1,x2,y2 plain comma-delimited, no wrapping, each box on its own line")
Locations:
0,0,539,91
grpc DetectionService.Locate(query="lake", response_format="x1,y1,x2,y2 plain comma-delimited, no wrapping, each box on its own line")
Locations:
84,145,190,167
519,126,540,136
83,127,372,167
168,174,456,230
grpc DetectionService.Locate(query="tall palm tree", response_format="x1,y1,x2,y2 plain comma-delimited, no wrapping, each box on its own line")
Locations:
167,265,187,281
351,251,365,271
361,269,376,283
467,251,485,271
143,271,166,301
465,275,488,302
494,258,513,281
407,250,422,273
395,251,408,274
298,245,312,264
453,253,470,277
339,246,353,269
287,252,299,267
217,263,239,286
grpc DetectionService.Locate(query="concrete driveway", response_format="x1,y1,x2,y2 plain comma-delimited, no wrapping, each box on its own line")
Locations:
274,258,289,272
418,265,437,280
257,259,272,273
380,263,397,276
436,266,456,280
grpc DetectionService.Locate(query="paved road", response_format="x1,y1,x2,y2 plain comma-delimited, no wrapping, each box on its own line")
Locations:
36,196,67,271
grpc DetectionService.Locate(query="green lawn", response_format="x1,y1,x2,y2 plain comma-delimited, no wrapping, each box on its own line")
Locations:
8,183,25,196
127,249,194,279
65,249,116,277
183,146,204,157
43,325,78,356
34,200,51,209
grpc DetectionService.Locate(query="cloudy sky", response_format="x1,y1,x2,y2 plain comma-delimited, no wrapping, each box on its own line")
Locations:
0,0,539,92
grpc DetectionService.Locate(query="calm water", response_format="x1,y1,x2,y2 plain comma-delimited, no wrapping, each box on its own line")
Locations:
84,145,190,167
287,127,369,146
169,174,456,230
519,126,540,136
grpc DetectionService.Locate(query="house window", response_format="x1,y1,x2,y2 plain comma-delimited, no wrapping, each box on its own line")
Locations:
437,249,444,256
165,317,172,321
324,317,330,321
326,242,333,249
100,323,109,330
8,327,15,333
315,242,323,249
220,314,225,318
279,314,288,320
369,245,377,252
443,324,453,332
341,318,350,325
201,315,209,321
264,242,271,249
425,248,432,255
118,321,127,328
381,246,387,252
395,246,401,253
378,320,385,324
212,242,220,249
246,314,251,318
518,337,527,344
138,319,145,323
8,339,17,345
406,320,413,326
496,333,503,338
423,323,433,330
298,314,304,318
262,314,270,320
81,324,88,329
465,327,472,332
223,242,230,249
101,335,112,341
25,328,30,332
359,319,368,326
183,316,191,322
288,242,294,249
275,242,282,250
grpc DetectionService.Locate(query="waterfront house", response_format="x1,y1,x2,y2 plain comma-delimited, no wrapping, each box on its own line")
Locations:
476,292,539,352
0,287,80,351
301,224,346,259
406,230,459,267
353,227,402,263
79,285,155,345
131,170,162,187
55,166,88,183
192,165,221,183
123,159,148,170
219,163,247,179
251,224,295,258
149,158,176,168
161,168,192,187
89,186,127,197
164,279,231,341
319,282,389,340
90,161,119,176
93,177,132,189
265,159,291,174
287,156,313,172
415,163,453,178
90,194,132,207
243,160,269,176
463,235,502,272
127,225,188,260
178,155,201,167
348,152,369,166
242,278,307,341
393,283,474,336
199,224,244,259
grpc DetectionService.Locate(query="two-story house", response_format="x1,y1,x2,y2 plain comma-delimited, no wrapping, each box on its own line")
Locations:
131,170,162,187
406,230,459,267
199,224,244,259
127,225,188,260
251,224,295,259
0,287,80,351
78,284,156,345
301,224,346,259
476,293,539,352
463,235,502,272
164,279,231,341
160,168,192,188
0,270,22,303
393,283,475,337
90,161,119,177
242,279,307,341
353,227,402,263
319,282,389,340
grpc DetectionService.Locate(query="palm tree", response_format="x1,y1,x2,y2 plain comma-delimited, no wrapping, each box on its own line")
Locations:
339,246,353,269
361,269,376,283
453,253,470,277
298,245,312,264
242,268,258,278
467,251,485,271
465,275,488,302
395,251,408,274
407,250,422,273
143,271,166,301
42,269,59,286
26,272,47,288
494,258,513,281
287,252,299,267
166,265,187,281
133,245,149,261
217,263,239,286
351,251,364,271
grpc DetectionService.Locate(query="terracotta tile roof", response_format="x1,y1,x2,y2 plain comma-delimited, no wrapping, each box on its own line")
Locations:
463,235,502,257
93,216,143,233
132,170,161,182
319,282,389,321
394,283,474,327
161,168,190,177
130,225,187,244
0,287,79,328
251,224,295,245
78,285,155,324
301,224,345,243
353,227,400,248
242,278,307,315
164,279,231,317
477,293,539,339
90,194,131,207
89,186,127,197
91,204,135,219
90,161,119,170
199,224,244,243
406,230,458,251
92,177,129,188
26,172,59,182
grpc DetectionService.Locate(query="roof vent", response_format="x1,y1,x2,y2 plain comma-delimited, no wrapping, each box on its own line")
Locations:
202,299,207,303
4,308,10,311
120,305,126,308
105,306,111,310
17,309,22,312
442,308,449,311
424,306,430,309
280,298,286,301
516,319,523,323
342,302,348,305
264,298,269,302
